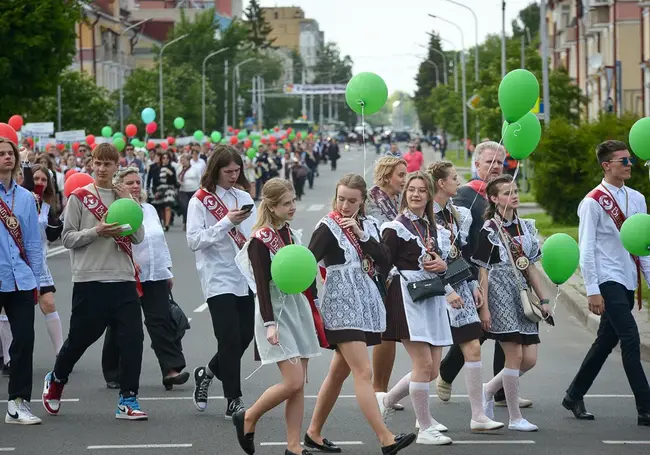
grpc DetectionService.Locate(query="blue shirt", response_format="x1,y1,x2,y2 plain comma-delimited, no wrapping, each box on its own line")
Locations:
0,181,42,292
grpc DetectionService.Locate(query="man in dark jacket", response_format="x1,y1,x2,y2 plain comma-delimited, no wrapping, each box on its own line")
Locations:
437,141,533,409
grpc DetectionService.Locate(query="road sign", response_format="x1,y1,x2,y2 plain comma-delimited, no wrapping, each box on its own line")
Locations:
531,98,540,114
467,94,481,110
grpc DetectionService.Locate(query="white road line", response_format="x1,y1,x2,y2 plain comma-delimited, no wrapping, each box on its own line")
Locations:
453,441,536,444
193,303,208,313
0,449,15,452
260,441,363,447
307,204,325,211
602,441,650,445
87,444,192,450
61,399,79,402
47,246,67,258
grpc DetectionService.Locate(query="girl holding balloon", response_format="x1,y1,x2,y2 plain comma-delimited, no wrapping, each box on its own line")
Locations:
304,173,417,455
471,174,550,432
232,178,321,455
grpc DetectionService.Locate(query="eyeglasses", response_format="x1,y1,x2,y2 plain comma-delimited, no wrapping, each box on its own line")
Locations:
609,157,637,166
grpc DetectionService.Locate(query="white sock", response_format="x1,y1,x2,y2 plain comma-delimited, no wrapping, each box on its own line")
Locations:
464,361,490,422
409,381,432,431
0,321,12,362
502,368,522,422
484,369,504,399
384,372,411,408
44,311,63,354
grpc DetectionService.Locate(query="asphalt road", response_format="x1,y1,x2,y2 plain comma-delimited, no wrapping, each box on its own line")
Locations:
2,145,649,454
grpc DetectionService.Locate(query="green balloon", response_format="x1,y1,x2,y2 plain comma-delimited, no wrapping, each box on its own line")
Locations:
247,147,257,160
174,117,185,129
262,129,269,135
211,131,222,143
289,133,296,141
498,69,540,123
345,72,388,115
220,138,228,144
629,117,650,160
283,139,289,145
113,137,126,152
106,198,144,237
271,245,318,294
253,139,261,149
250,132,261,140
278,148,286,155
503,112,541,160
101,126,113,138
193,130,205,141
541,233,580,285
237,130,248,140
620,213,650,257
113,132,124,140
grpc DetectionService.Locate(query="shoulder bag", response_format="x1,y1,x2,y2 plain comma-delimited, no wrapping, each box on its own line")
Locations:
398,270,446,302
444,257,473,287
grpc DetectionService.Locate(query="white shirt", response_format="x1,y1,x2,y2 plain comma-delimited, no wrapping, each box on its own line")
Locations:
186,185,256,299
178,165,201,193
578,179,650,296
133,203,173,282
190,157,207,175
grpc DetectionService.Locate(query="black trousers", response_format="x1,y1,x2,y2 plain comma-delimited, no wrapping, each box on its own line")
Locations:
0,290,35,401
567,281,650,413
178,191,194,225
54,281,143,395
439,336,506,402
207,293,255,399
102,280,186,381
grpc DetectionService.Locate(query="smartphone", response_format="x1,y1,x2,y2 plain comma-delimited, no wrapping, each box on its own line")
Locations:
240,203,254,213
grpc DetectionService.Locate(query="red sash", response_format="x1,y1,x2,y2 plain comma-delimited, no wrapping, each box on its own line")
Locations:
587,186,642,309
72,188,143,298
466,179,487,199
0,194,38,303
327,211,376,279
254,227,328,348
195,189,247,250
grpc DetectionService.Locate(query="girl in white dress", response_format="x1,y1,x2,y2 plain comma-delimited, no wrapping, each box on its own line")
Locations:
233,178,321,455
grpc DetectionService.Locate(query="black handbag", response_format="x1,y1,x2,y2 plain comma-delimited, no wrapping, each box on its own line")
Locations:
168,292,191,339
399,271,446,302
444,258,473,287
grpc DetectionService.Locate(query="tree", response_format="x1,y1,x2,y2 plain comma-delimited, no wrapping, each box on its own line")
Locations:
0,0,85,118
512,2,540,39
311,43,355,125
414,32,450,133
25,70,112,133
244,0,275,50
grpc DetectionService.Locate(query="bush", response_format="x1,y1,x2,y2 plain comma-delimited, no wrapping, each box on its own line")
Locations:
531,114,650,225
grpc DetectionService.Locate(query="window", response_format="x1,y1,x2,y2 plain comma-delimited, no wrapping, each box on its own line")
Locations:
274,12,278,19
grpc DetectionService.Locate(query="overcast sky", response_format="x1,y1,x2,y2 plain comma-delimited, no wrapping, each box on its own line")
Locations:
259,0,534,95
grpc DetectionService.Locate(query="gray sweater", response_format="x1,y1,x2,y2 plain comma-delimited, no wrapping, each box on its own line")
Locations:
62,184,145,283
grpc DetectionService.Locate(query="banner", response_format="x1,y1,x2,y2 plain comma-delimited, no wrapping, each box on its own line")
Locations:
283,84,347,95
55,130,86,142
23,122,54,135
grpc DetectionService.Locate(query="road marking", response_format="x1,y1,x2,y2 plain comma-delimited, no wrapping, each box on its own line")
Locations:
0,449,15,452
260,441,363,447
87,444,192,450
193,303,208,313
454,441,536,444
307,204,325,211
61,399,79,402
603,441,650,445
47,246,67,258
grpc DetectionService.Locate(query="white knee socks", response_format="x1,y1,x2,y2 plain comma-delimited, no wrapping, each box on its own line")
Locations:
502,368,522,422
409,381,432,430
384,372,411,408
44,311,63,354
464,361,490,422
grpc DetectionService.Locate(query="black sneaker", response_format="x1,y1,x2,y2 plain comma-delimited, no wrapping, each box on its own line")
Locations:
2,363,10,377
225,397,244,420
192,367,212,412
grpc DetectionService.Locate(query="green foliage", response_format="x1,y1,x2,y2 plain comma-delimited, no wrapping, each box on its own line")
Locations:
414,32,449,132
531,114,650,225
0,0,85,117
512,2,540,39
244,0,275,50
25,70,112,133
526,212,579,242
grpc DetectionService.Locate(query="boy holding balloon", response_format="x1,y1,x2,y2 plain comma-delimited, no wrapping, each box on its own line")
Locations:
42,143,148,421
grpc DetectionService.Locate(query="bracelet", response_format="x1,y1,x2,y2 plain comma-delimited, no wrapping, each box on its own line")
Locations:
263,321,276,327
539,299,549,304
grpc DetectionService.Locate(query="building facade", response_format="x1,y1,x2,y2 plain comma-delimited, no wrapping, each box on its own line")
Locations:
300,19,324,83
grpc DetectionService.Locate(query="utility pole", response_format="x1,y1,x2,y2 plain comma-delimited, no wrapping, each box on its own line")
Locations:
521,35,525,68
540,0,550,123
301,70,307,118
501,1,507,124
223,60,228,134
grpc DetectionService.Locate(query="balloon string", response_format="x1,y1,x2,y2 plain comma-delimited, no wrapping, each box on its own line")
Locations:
360,101,367,181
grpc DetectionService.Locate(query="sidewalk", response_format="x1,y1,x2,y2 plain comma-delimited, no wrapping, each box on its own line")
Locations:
426,146,650,361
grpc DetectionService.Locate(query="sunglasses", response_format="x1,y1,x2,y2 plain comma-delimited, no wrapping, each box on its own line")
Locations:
609,157,637,166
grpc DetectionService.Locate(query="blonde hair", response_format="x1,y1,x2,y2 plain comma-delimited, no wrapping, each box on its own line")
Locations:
427,161,460,223
332,173,367,217
113,166,147,202
252,178,295,233
373,156,407,187
399,171,436,224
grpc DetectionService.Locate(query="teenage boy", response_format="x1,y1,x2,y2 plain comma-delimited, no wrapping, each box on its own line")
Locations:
42,143,148,420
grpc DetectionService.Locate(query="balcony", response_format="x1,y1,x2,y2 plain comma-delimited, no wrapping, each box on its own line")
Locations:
586,4,610,34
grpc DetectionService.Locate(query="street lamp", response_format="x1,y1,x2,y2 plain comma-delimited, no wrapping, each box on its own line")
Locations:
423,59,440,85
438,37,458,91
159,33,189,138
202,47,229,132
232,58,255,128
119,18,152,132
418,43,447,85
429,14,467,163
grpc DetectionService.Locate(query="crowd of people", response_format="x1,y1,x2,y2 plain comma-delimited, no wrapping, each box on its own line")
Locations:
0,127,649,455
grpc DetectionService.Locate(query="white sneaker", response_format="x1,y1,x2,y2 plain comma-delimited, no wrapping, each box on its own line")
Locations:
483,384,495,420
416,426,453,445
508,418,538,432
415,418,448,432
496,397,533,408
471,418,505,432
436,377,452,402
375,392,394,421
6,399,42,425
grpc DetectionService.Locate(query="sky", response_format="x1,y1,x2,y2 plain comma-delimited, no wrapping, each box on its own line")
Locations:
259,0,534,96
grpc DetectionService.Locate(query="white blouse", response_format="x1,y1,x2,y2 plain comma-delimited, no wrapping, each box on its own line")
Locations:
133,203,173,282
178,165,201,193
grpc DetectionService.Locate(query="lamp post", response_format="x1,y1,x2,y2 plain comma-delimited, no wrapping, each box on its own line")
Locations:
429,14,467,163
417,44,447,85
232,58,255,128
202,47,229,132
423,59,440,85
120,18,152,132
159,33,189,138
439,37,459,91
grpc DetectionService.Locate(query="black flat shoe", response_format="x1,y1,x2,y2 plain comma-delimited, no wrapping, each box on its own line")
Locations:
381,433,416,455
163,371,190,388
304,434,341,453
285,450,313,455
233,409,255,454
638,412,650,426
562,396,595,420
106,381,120,390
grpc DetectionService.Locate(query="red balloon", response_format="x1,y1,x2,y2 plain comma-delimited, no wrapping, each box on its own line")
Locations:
280,135,287,140
65,169,78,180
56,143,65,151
26,137,34,147
72,142,80,152
286,128,293,134
167,136,176,145
86,134,95,144
230,136,238,145
0,123,18,145
269,136,277,144
244,139,252,148
296,132,302,139
228,126,234,133
161,141,168,150
260,137,267,144
274,127,280,132
147,140,156,150
8,115,23,131
125,124,137,137
234,129,240,135
146,122,157,135
64,172,94,198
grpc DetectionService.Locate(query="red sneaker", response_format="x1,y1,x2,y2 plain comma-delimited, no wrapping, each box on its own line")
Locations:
42,372,64,415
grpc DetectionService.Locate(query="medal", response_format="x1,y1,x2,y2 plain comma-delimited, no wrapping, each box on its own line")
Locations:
6,216,18,230
361,258,371,273
423,253,433,262
449,244,459,259
515,256,530,271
